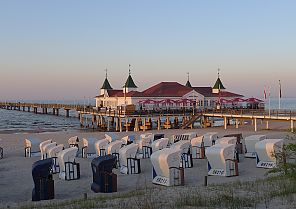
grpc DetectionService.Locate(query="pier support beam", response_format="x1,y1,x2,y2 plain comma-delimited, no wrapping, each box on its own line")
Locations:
53,108,56,115
56,108,59,116
119,117,122,132
27,107,30,112
254,118,257,132
143,118,146,132
291,120,294,132
125,117,128,132
115,117,119,131
65,109,70,117
224,117,227,130
80,113,83,128
157,117,161,131
134,118,139,132
33,107,38,114
266,121,269,130
91,114,96,129
235,119,239,129
107,117,110,131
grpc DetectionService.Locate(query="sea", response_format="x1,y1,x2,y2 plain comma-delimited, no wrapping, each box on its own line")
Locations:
0,98,295,133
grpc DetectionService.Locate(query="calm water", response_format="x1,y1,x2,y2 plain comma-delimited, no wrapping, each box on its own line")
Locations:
0,98,295,133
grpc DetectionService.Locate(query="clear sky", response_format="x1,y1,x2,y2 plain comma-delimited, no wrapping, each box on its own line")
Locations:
0,0,295,101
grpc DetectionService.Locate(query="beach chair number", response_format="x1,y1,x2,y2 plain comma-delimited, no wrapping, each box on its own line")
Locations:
155,177,168,185
258,162,275,168
212,169,224,175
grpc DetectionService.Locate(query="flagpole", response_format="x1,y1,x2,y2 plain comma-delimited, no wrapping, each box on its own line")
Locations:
268,86,271,117
279,80,281,110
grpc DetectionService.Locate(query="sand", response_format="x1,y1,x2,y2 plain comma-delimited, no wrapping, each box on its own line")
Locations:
0,121,294,206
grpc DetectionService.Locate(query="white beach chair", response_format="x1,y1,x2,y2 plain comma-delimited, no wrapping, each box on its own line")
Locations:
105,133,119,143
121,135,135,145
151,138,169,152
107,140,123,167
139,133,153,158
43,142,57,159
58,147,80,180
82,137,99,158
48,144,64,173
203,132,218,147
151,147,183,186
216,137,237,145
255,139,283,168
95,138,109,156
119,143,140,174
205,144,238,177
191,136,205,159
24,137,41,157
40,139,53,160
245,135,266,158
171,140,193,168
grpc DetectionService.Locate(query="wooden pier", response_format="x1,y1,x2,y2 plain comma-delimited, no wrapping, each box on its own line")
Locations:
0,102,295,132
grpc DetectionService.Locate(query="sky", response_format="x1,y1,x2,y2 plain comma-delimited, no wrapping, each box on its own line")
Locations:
0,0,295,101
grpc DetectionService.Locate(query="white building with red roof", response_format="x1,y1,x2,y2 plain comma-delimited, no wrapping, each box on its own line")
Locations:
95,70,244,110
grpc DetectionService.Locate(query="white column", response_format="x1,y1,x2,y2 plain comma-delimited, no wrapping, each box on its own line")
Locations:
291,120,294,132
235,119,239,129
254,118,257,132
266,121,269,130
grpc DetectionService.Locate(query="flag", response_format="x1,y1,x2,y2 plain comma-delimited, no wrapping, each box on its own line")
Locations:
264,87,267,100
279,80,282,98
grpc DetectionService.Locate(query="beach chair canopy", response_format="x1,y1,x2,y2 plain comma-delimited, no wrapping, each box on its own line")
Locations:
118,143,139,167
150,147,181,179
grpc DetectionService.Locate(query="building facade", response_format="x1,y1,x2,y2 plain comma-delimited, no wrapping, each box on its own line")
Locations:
96,70,246,111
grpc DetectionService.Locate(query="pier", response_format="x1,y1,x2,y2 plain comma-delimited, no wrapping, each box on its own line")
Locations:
0,102,295,132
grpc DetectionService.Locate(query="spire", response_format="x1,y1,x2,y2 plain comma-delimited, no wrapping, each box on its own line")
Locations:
124,64,138,88
185,72,192,87
212,68,225,90
101,68,113,90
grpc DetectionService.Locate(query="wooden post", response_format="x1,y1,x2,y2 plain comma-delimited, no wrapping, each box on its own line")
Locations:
28,107,30,112
53,108,56,115
254,118,257,132
125,117,128,132
224,117,227,130
143,118,146,132
56,108,59,116
80,113,83,128
115,117,119,131
66,109,70,117
266,120,269,129
91,114,95,129
291,120,294,133
96,115,100,128
157,117,161,130
235,118,239,129
119,117,122,132
107,117,110,131
134,117,139,132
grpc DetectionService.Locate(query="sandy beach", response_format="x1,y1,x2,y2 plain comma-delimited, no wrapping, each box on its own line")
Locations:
0,122,295,207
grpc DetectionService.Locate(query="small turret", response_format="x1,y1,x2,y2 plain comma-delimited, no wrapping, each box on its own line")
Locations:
123,65,138,93
100,69,113,95
212,69,225,94
185,72,192,88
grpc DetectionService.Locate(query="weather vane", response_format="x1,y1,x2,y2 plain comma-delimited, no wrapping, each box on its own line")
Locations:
129,64,131,75
218,68,220,78
105,68,108,78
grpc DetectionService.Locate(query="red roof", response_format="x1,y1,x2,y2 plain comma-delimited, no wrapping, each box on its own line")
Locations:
96,82,243,98
193,87,243,98
141,82,193,97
